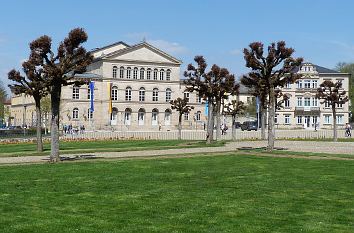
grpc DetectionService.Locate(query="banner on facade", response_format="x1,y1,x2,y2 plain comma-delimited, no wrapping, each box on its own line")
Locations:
89,81,95,112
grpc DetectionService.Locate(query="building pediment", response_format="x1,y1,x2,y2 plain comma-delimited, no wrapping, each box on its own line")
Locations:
101,42,182,65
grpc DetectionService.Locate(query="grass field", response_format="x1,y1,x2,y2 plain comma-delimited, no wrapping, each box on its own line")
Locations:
0,154,353,232
0,140,224,157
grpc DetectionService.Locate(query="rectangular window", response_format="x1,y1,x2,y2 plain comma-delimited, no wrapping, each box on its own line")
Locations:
324,101,330,108
337,115,343,124
184,92,190,102
285,115,290,124
87,88,91,100
285,82,291,88
72,86,79,99
297,116,302,124
312,80,318,89
304,98,311,107
338,98,343,108
324,115,331,124
87,109,93,119
196,94,202,103
184,112,189,121
297,97,303,107
304,80,311,89
296,81,303,89
312,98,318,107
285,99,290,108
274,114,278,124
147,69,151,80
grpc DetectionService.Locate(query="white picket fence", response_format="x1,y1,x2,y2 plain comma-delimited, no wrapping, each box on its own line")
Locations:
60,129,348,141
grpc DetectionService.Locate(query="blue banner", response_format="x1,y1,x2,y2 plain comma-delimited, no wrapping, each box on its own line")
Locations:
205,101,208,116
89,81,94,112
256,96,260,114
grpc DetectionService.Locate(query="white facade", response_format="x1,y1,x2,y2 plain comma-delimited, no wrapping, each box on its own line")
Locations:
276,62,350,129
10,41,206,131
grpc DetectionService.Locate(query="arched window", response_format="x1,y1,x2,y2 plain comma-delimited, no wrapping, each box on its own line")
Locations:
73,108,79,119
147,68,152,80
133,67,138,79
72,86,79,99
139,87,145,102
160,69,164,80
164,109,171,125
111,86,118,101
140,68,145,79
138,108,145,125
126,67,131,79
196,111,201,121
165,88,172,102
152,108,159,126
111,107,118,125
112,66,117,78
119,66,124,78
153,69,158,80
124,108,132,125
166,69,171,81
125,87,132,101
152,88,159,101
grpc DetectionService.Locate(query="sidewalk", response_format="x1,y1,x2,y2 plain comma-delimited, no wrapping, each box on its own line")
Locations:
0,140,353,165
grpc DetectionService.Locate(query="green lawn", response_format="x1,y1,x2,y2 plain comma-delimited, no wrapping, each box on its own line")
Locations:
0,140,224,157
0,154,353,232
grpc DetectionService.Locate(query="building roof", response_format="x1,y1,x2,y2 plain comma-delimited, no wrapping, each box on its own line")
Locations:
91,41,130,53
313,65,339,73
99,41,182,64
292,62,341,74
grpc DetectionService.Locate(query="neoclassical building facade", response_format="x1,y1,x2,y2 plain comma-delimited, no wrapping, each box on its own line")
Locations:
10,41,206,131
275,62,350,129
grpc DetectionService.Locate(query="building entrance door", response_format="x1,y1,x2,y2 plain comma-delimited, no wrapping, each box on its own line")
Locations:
304,116,311,128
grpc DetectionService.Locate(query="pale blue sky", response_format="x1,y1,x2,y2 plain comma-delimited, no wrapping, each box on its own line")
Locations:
1,0,354,93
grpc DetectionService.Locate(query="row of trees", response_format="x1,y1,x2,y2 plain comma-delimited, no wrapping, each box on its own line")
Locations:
8,28,93,162
8,28,349,160
182,41,348,148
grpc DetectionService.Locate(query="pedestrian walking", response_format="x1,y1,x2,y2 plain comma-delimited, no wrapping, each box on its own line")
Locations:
345,123,352,137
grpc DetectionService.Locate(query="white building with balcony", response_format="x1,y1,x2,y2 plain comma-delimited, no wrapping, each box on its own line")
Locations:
276,62,350,129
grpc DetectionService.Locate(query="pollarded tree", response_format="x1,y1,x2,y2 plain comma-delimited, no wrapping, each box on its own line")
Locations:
170,97,194,140
184,56,240,143
316,80,349,142
29,28,93,162
224,100,246,141
8,56,48,152
243,41,303,151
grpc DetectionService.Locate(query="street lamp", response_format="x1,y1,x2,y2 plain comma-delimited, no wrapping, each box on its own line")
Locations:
23,105,27,136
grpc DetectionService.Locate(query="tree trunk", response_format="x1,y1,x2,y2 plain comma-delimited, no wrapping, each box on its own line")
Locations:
50,84,61,162
261,106,266,140
35,98,43,152
215,100,222,141
178,113,182,140
232,115,236,141
332,106,337,142
267,87,275,151
206,101,214,144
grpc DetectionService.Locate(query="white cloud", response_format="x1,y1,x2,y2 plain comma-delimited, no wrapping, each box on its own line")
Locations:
230,49,242,56
147,39,188,55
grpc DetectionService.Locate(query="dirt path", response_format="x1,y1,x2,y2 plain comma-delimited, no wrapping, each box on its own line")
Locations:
0,140,353,165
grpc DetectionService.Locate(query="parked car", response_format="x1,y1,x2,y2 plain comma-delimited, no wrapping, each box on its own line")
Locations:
241,121,258,131
234,121,241,129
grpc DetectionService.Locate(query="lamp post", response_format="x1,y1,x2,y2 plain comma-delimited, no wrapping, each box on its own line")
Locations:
23,105,27,136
